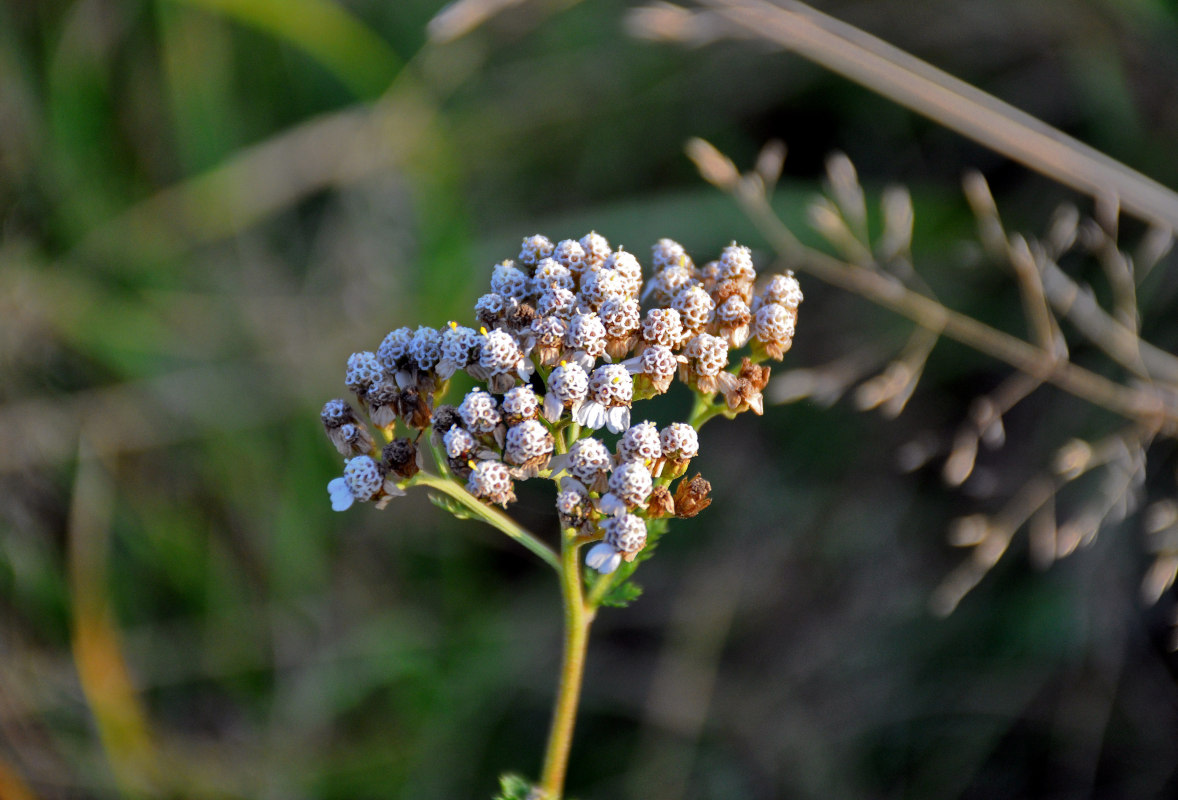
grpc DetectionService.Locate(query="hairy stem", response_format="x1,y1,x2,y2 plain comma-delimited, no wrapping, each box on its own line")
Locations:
537,534,593,799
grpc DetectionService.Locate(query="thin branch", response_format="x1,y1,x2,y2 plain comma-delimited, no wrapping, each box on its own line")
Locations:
648,0,1178,230
730,178,1176,429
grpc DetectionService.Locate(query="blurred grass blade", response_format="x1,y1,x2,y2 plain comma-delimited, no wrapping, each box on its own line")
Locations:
165,0,401,98
67,438,159,795
0,760,40,800
429,0,528,43
700,0,1178,230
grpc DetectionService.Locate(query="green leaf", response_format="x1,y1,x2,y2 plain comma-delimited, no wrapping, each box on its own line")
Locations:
163,0,401,98
429,492,478,521
494,773,534,800
598,580,644,609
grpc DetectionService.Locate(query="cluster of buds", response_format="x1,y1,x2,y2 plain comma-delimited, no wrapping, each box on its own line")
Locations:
321,233,800,573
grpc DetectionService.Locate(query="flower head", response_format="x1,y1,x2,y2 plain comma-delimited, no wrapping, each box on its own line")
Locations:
502,385,540,425
543,361,589,422
673,284,715,331
625,344,680,396
617,421,662,463
519,234,555,268
578,364,633,433
345,351,383,396
504,419,554,475
491,260,530,300
467,460,516,507
758,272,804,310
651,238,693,272
640,307,685,349
437,322,481,379
458,388,501,434
553,238,589,278
328,455,383,511
563,313,607,371
531,257,575,295
605,249,643,296
536,287,578,320
579,231,611,269
479,327,532,392
565,437,613,492
752,302,797,360
377,328,414,374
586,513,648,574
409,326,443,372
599,460,652,514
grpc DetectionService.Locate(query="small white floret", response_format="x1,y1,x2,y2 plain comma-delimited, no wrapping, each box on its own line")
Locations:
328,477,354,511
597,493,626,516
604,406,631,434
586,542,622,574
577,401,607,430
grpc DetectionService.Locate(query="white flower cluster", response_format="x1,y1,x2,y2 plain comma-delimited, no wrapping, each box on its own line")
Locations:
321,232,800,574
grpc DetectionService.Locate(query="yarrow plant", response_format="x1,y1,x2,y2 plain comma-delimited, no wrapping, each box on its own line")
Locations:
320,232,800,799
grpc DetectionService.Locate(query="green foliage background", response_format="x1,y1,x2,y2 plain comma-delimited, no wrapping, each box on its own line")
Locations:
2,1,1178,797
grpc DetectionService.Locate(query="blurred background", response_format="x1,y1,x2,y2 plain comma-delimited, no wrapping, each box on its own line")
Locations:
3,0,1178,797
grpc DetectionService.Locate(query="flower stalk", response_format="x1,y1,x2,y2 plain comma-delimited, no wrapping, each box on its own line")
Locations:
537,532,594,799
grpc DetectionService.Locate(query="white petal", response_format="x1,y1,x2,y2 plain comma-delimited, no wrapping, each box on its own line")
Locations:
559,475,587,495
578,401,606,430
543,392,563,423
329,479,355,512
621,355,644,375
597,493,626,516
572,351,595,372
585,542,622,574
605,406,630,434
548,454,571,477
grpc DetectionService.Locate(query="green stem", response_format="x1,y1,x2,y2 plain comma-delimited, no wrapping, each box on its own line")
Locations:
585,567,618,610
687,391,725,430
412,472,561,573
537,533,593,799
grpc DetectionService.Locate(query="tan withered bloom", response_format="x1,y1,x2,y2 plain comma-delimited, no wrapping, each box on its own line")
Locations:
646,485,675,518
673,474,712,518
721,357,772,415
382,439,421,481
399,387,433,429
506,302,538,334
